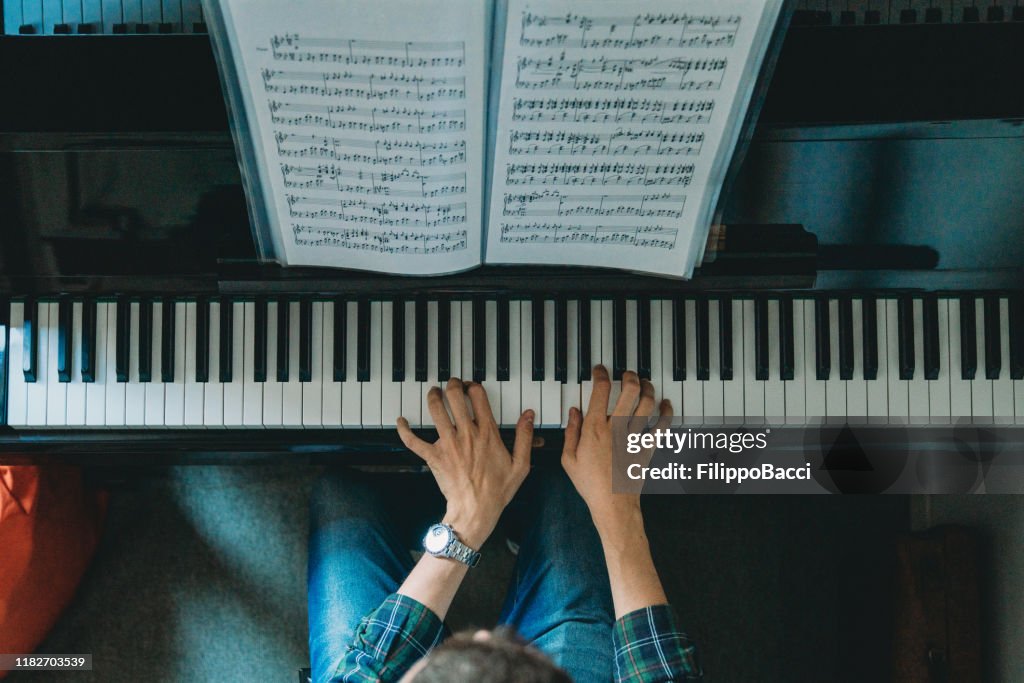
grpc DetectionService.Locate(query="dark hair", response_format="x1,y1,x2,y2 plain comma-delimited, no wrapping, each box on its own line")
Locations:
412,627,572,683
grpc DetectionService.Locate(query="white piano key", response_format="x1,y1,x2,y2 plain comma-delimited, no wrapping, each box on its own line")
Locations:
242,302,264,426
262,301,283,427
4,2,24,36
722,299,744,423
20,0,42,33
66,301,87,426
45,303,66,426
484,299,501,423
361,302,383,427
846,299,868,423
866,299,889,424
101,0,123,32
540,300,561,427
803,300,826,423
785,298,806,424
62,0,83,27
561,300,580,428
449,301,462,381
123,0,142,25
703,300,725,424
885,299,909,424
341,302,362,427
282,301,303,427
500,300,522,426
164,302,186,426
520,300,542,422
380,302,402,428
994,298,1014,424
421,301,440,428
182,0,203,29
581,299,601,415
321,301,342,427
461,301,473,385
125,301,146,426
42,0,63,33
682,300,704,424
302,301,324,427
183,301,204,426
625,299,639,374
401,301,422,427
145,301,165,426
742,300,764,424
971,298,994,424
908,299,930,424
824,299,846,423
202,301,224,427
86,303,109,426
948,298,972,422
660,301,682,418
80,0,102,29
928,299,951,424
141,0,162,25
223,301,245,427
6,303,27,426
158,0,179,28
600,300,620,412
104,302,126,426
25,302,48,425
647,300,666,419
765,300,786,424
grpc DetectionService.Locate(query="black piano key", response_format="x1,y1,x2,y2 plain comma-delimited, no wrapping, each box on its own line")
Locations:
438,299,451,382
532,297,545,382
637,299,651,380
925,7,942,23
219,298,233,383
113,22,129,33
984,295,1001,380
416,298,429,382
897,295,915,381
18,24,36,34
779,295,795,381
672,298,686,381
356,300,370,382
612,298,627,380
116,298,131,383
923,295,941,381
138,299,153,382
963,6,980,22
987,5,1004,21
959,296,977,380
135,22,150,33
838,296,854,381
333,298,347,382
719,297,733,381
82,299,97,383
195,298,210,383
54,23,71,34
277,298,290,383
158,21,174,33
22,299,36,383
578,299,591,382
392,299,407,383
193,21,207,32
814,297,830,381
839,10,855,24
300,299,313,382
161,300,175,382
696,298,710,381
1013,5,1024,21
472,297,485,382
554,298,567,383
754,297,769,381
899,8,917,23
496,298,510,382
254,299,268,383
57,299,72,383
1009,294,1024,380
862,296,878,381
865,9,881,24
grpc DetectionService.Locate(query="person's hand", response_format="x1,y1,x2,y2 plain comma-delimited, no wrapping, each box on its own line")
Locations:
397,378,534,549
561,365,671,540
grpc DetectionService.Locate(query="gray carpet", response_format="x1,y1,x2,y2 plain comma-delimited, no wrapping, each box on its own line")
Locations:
17,466,906,683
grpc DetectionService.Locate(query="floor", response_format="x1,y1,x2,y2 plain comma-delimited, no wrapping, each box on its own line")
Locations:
17,465,907,683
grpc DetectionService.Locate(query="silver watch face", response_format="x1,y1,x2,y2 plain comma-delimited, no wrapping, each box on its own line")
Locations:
424,525,453,554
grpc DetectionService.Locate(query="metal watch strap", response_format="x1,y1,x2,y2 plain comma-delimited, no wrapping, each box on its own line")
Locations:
445,535,481,568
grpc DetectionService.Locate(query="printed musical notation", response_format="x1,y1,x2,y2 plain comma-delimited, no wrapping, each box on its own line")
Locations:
515,55,727,92
260,33,472,256
519,12,740,49
499,223,677,249
511,97,714,125
508,129,703,157
505,162,694,187
503,191,685,219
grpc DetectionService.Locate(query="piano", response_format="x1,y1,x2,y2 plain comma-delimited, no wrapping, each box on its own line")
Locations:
0,0,1022,463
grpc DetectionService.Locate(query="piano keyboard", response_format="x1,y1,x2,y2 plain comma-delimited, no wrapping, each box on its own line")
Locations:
794,0,1024,25
3,0,206,35
3,294,1023,429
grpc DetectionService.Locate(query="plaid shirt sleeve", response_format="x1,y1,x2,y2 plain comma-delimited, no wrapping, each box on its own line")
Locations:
612,604,703,683
329,593,447,683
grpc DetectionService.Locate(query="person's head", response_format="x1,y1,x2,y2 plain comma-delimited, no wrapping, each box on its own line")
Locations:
399,628,571,683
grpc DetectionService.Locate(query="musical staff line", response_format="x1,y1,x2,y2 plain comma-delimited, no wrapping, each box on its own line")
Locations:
499,222,677,249
508,129,703,157
293,224,468,255
502,191,685,218
505,162,694,187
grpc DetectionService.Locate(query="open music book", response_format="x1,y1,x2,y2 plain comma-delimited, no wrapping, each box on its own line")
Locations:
205,0,786,278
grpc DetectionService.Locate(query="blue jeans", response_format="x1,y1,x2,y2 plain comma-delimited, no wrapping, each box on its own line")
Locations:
308,467,614,683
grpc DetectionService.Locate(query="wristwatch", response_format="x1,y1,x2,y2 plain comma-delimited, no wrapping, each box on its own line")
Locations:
422,523,481,568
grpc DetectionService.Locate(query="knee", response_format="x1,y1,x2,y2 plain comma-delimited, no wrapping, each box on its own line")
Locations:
311,468,373,521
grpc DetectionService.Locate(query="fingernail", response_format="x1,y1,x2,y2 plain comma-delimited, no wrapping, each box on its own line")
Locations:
525,410,534,423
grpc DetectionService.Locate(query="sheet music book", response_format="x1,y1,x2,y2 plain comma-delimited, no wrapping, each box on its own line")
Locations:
204,0,786,278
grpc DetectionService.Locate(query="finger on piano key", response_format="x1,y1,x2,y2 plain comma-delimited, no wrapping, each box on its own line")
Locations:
86,302,109,426
702,298,724,424
471,297,485,383
183,301,204,426
66,301,87,426
82,299,97,383
341,301,362,427
555,298,568,384
804,299,826,422
660,300,683,419
540,300,562,426
948,297,972,421
484,299,501,423
417,298,430,383
846,298,868,423
57,298,72,382
908,298,929,424
145,300,166,426
600,300,620,412
301,301,323,427
242,302,264,426
754,296,769,382
402,300,422,427
743,299,764,424
262,300,283,427
139,298,153,383
321,301,342,427
765,299,786,423
224,301,245,427
971,296,994,424
116,298,131,383
927,298,951,424
521,299,542,421
612,297,627,381
984,294,1001,380
886,299,909,423
994,297,1014,424
784,297,806,424
437,299,451,382
722,297,743,422
683,299,704,424
361,302,383,428
104,301,126,426
838,296,854,381
815,296,831,381
581,299,601,415
202,299,223,427
866,297,888,424
125,301,146,426
423,300,441,428
392,298,407,383
561,299,580,427
282,300,304,426
45,303,66,426
959,295,977,379
624,299,638,381
637,298,652,381
23,298,37,383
